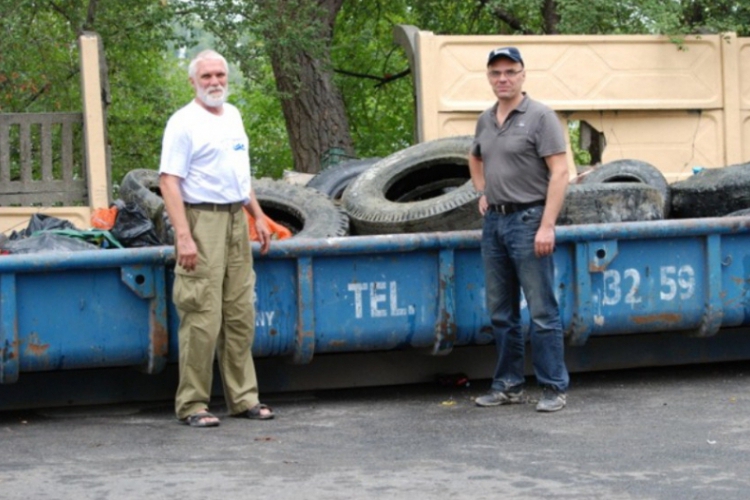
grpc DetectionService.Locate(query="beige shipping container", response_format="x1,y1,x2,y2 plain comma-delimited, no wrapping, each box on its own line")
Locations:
395,26,750,182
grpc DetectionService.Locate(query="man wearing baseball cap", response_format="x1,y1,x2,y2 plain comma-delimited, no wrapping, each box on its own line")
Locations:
469,46,570,412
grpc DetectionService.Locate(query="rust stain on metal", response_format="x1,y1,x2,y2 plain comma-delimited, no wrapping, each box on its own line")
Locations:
436,310,457,343
150,305,169,357
151,323,169,357
26,332,50,356
631,313,681,325
327,340,347,347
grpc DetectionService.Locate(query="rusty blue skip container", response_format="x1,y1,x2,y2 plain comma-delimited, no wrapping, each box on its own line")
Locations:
1,216,750,408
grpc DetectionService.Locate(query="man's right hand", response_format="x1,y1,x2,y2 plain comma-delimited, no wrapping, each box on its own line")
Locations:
176,234,199,271
478,194,488,216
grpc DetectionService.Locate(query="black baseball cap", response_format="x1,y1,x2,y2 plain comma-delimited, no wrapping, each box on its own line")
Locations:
487,47,524,67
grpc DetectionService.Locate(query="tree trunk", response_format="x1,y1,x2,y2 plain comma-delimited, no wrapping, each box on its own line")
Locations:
270,48,353,174
260,0,353,174
541,0,560,34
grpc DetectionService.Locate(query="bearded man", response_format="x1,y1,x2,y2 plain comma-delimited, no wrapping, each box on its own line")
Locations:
159,49,275,427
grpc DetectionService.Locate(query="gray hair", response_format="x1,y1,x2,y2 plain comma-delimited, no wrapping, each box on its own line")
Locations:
188,50,229,79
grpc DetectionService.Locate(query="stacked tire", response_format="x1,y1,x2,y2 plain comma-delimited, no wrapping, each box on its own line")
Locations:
341,136,482,234
562,159,668,225
119,145,750,244
668,162,750,218
118,169,349,243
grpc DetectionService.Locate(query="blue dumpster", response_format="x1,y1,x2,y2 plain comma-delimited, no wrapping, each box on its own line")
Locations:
1,216,749,409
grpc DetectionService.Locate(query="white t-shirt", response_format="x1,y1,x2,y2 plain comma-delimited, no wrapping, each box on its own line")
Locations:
159,100,252,204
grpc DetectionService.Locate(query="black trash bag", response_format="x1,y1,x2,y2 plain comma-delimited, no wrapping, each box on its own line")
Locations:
9,213,77,240
110,201,162,247
1,232,100,254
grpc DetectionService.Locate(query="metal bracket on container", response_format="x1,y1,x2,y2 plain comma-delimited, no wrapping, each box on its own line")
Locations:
569,240,619,346
433,249,457,355
293,256,316,364
690,234,723,337
0,273,19,384
121,265,168,374
588,240,619,272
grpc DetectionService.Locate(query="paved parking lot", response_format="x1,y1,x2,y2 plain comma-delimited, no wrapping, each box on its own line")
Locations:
1,361,749,500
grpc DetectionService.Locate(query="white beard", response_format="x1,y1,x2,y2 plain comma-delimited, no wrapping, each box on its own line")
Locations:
197,84,228,108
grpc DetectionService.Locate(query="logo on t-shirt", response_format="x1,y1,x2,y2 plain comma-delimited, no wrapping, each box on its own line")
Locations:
233,143,246,151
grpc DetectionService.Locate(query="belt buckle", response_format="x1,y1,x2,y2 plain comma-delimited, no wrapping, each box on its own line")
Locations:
500,204,507,215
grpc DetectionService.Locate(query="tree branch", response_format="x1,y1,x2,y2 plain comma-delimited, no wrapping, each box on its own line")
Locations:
482,1,534,34
47,0,75,27
334,68,411,88
84,0,99,31
374,69,410,88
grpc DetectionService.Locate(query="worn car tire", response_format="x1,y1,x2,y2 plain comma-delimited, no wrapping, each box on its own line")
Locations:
558,183,665,225
306,158,380,201
724,208,750,217
118,169,172,244
254,178,349,238
341,136,480,235
580,159,670,217
670,162,750,218
120,170,347,240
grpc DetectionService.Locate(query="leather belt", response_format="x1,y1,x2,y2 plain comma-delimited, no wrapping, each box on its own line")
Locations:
184,202,243,214
487,200,545,215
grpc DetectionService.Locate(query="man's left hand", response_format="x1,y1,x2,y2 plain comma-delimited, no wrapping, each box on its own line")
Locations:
535,226,556,257
255,216,272,255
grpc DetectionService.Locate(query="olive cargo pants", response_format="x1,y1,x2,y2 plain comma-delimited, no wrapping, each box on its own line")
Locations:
173,205,260,419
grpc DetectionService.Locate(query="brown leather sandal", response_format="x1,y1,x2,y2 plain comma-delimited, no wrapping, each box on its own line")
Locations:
180,411,220,427
231,403,275,420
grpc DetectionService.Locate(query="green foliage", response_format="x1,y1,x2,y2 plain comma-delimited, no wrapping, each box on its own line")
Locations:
331,0,504,159
330,1,414,157
484,0,750,36
176,3,323,178
567,122,591,167
4,0,750,188
1,1,187,187
231,64,294,180
0,5,81,112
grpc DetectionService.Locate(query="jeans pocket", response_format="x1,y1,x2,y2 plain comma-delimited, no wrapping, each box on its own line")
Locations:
521,206,543,224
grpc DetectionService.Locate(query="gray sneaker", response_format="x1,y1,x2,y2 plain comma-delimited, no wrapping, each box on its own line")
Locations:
475,389,525,407
536,388,566,412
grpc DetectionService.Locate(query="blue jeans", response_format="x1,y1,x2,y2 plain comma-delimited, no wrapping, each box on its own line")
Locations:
481,207,569,393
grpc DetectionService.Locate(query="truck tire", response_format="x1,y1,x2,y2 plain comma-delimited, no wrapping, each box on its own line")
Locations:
118,169,172,244
558,183,665,225
670,162,750,218
724,208,750,217
341,136,481,235
580,159,670,217
306,158,380,201
254,178,349,238
120,171,347,240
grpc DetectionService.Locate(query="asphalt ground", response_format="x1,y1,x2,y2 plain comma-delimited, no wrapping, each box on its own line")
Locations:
1,361,749,500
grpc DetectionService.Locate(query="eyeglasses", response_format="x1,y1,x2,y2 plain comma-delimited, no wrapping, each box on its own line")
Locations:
488,69,524,79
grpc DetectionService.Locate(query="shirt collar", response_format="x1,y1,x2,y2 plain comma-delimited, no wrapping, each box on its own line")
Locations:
490,92,529,128
491,92,529,115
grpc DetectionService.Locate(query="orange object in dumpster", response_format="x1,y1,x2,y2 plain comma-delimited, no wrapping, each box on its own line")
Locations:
247,213,292,241
90,206,118,230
